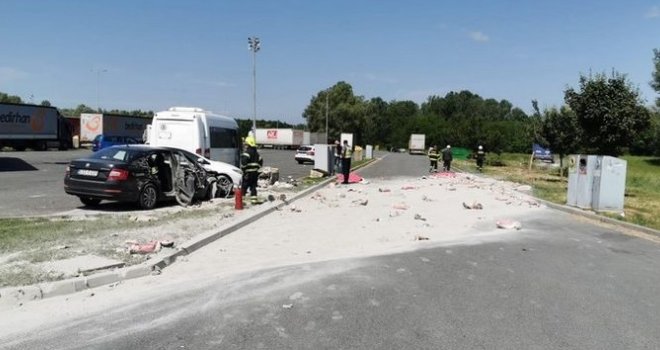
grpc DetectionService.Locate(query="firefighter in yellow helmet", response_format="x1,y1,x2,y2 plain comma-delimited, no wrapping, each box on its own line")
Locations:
241,136,262,203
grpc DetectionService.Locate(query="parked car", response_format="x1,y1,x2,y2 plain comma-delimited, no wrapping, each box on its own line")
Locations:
295,145,315,164
175,149,242,198
64,145,217,209
92,135,141,152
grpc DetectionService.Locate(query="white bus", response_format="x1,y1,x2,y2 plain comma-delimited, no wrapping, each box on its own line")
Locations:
149,107,240,167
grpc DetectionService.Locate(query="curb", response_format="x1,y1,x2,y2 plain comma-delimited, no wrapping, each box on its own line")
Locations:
0,157,381,309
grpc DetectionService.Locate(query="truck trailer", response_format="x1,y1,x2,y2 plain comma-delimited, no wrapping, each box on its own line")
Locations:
255,128,304,149
408,134,426,155
0,102,73,151
80,113,152,144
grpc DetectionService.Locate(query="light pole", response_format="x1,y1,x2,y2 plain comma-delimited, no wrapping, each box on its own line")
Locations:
93,68,107,112
248,37,260,136
325,90,329,143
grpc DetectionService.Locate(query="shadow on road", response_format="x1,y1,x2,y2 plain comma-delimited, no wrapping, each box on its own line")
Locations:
0,157,39,172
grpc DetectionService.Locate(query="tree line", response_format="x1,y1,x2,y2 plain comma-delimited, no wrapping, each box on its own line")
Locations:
3,49,659,157
303,50,660,158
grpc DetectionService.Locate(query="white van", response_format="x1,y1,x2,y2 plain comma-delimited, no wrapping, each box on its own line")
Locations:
149,107,240,167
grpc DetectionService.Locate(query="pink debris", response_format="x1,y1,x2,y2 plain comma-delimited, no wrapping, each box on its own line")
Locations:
336,172,363,184
392,203,409,210
431,171,456,178
128,240,161,254
401,184,417,190
496,219,522,230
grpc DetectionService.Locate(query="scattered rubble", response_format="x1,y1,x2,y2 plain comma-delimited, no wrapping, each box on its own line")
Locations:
414,214,427,221
392,203,409,210
496,219,522,230
414,234,430,241
127,240,161,254
462,202,483,210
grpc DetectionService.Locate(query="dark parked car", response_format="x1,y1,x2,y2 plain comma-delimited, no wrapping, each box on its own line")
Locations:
92,135,141,152
64,145,216,209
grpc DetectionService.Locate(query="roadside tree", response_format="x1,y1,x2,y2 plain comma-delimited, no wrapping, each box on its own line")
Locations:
564,72,650,156
540,106,581,174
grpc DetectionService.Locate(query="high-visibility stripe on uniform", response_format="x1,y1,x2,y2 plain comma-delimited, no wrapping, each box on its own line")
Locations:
342,147,352,159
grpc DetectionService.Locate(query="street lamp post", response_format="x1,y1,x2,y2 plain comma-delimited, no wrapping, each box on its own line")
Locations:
248,37,260,137
325,90,329,143
94,68,107,112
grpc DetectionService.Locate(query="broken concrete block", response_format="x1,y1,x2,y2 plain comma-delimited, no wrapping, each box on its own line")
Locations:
414,214,427,221
496,219,522,230
462,202,483,210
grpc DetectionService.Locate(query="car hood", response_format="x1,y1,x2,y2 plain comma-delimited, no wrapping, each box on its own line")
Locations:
202,160,242,185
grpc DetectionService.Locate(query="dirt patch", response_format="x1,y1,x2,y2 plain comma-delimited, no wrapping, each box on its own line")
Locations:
0,187,298,287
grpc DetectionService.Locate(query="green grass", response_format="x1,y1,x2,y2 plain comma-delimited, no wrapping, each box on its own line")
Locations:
456,154,660,231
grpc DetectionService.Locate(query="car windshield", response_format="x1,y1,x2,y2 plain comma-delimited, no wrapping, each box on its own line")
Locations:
91,147,144,162
298,146,312,152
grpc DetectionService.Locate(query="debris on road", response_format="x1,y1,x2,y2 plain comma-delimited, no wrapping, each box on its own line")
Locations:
414,234,430,241
462,202,483,210
282,304,293,309
126,240,161,254
392,203,409,210
414,214,427,221
378,188,391,193
496,219,522,230
401,184,416,190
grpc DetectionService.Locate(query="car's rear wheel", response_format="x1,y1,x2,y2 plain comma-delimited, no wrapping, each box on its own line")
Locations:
138,183,158,210
79,197,101,206
297,160,303,164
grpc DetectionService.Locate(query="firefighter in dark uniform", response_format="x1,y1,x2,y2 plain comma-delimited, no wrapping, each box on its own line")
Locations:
442,145,453,171
427,145,439,173
241,136,263,204
475,145,485,171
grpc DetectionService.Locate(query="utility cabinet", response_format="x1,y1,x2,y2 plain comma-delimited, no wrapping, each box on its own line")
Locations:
567,154,627,212
313,144,333,174
592,156,627,211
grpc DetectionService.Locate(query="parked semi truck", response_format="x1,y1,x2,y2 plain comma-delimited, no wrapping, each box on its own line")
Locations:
255,128,304,149
303,131,325,145
408,134,426,155
0,102,73,151
80,113,152,144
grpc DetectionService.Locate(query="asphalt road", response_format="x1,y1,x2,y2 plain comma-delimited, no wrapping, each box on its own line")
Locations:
3,152,660,349
0,148,336,218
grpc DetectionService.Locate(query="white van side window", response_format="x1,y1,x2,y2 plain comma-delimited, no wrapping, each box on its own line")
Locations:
210,127,238,148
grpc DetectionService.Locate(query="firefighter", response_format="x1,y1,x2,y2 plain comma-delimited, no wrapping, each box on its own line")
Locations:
475,145,485,171
442,145,453,171
341,139,352,184
428,145,439,173
241,136,263,204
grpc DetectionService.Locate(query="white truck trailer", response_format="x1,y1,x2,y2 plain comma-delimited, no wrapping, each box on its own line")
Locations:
255,128,304,149
408,134,426,155
80,113,152,143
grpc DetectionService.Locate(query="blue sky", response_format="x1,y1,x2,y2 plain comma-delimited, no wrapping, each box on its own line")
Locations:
1,1,659,124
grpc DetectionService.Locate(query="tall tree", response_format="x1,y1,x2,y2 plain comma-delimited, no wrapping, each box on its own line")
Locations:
302,82,367,143
540,106,581,173
565,72,650,156
0,92,22,104
652,49,660,107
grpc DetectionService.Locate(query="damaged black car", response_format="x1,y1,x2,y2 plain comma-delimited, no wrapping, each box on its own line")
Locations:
64,145,221,209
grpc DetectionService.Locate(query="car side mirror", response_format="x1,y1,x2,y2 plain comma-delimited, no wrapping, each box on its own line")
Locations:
197,157,208,164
